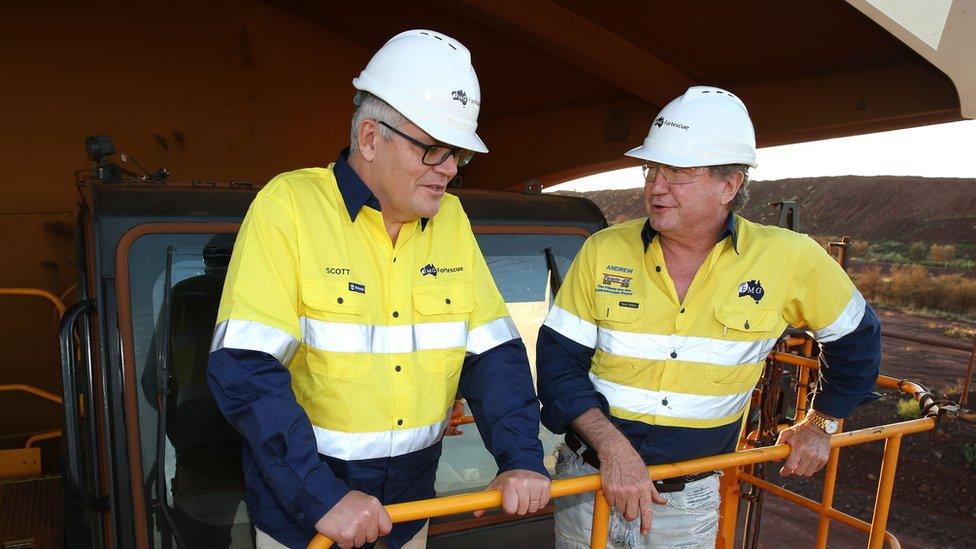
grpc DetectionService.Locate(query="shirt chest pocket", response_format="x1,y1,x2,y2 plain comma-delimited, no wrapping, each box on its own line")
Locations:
412,285,473,370
709,305,782,386
301,279,367,320
591,296,643,364
713,305,780,338
412,285,475,320
592,296,643,324
412,285,473,411
300,279,369,380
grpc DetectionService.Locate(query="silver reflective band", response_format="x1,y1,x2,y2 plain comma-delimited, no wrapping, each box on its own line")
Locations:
466,316,520,354
544,306,598,349
301,318,468,353
311,414,451,460
590,373,751,421
597,327,779,366
813,290,866,343
211,319,300,365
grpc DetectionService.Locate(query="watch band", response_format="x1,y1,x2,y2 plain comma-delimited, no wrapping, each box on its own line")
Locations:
806,410,839,434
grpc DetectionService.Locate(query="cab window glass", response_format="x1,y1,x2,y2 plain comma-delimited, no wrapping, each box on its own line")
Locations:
435,233,584,495
128,233,251,548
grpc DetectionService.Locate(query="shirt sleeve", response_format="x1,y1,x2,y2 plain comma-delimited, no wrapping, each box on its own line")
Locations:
459,226,548,477
460,339,549,478
207,188,348,529
782,236,882,418
536,237,609,434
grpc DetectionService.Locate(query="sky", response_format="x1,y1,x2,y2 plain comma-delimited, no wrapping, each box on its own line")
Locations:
546,119,976,193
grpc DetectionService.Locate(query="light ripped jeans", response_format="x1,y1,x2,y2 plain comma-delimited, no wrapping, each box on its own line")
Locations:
256,521,428,549
553,445,720,549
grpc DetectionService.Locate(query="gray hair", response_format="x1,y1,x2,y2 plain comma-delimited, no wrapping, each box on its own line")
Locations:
710,164,751,212
350,92,407,154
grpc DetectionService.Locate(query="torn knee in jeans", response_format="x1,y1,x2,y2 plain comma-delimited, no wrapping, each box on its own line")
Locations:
608,509,639,548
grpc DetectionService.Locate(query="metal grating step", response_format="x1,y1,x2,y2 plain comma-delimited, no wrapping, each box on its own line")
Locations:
0,475,63,548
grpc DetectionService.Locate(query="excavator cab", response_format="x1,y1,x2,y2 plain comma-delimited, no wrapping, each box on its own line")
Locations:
57,175,606,548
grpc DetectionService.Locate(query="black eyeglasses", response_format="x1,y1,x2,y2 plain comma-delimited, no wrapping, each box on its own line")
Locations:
378,121,474,167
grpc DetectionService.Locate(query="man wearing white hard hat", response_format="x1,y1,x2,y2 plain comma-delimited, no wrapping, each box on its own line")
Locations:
208,30,550,549
537,86,881,547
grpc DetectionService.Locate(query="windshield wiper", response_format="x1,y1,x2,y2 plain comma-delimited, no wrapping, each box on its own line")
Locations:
154,246,185,548
544,247,562,296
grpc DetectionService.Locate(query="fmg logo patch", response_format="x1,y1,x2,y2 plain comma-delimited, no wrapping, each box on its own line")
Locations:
420,263,438,277
738,280,765,303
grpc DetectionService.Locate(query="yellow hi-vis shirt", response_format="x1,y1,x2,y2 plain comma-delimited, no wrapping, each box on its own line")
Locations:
543,215,867,430
211,166,519,461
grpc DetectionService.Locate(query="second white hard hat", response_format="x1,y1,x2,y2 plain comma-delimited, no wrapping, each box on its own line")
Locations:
626,86,757,168
353,29,488,153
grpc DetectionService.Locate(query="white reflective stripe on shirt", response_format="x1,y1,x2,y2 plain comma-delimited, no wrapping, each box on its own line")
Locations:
466,316,520,354
590,372,752,421
301,318,468,353
544,305,598,349
311,413,451,460
813,290,866,343
596,327,779,366
210,318,300,365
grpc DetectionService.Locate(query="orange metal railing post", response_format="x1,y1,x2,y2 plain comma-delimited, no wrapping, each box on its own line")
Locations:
868,434,902,549
814,420,844,548
716,466,740,549
962,340,975,407
590,490,611,548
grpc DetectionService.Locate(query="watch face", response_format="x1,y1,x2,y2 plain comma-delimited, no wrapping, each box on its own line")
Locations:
823,420,839,434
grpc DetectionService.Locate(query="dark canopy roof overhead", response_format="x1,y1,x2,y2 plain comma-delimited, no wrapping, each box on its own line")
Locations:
272,0,975,189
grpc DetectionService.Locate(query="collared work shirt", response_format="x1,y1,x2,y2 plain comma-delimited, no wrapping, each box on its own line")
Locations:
537,215,881,465
208,151,546,548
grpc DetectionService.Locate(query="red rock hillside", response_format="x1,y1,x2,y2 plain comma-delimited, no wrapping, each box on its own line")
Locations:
556,176,976,243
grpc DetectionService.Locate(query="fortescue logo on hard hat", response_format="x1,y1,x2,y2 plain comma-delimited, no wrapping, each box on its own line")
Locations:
452,90,468,106
657,117,690,131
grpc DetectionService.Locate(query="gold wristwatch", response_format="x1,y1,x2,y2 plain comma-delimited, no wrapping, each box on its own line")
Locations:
806,410,839,435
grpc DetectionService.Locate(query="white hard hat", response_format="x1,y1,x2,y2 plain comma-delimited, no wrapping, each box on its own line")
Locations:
626,86,757,168
353,29,488,153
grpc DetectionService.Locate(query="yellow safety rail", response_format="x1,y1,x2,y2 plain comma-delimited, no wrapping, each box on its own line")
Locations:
0,287,67,317
0,288,67,450
309,333,947,549
0,384,63,405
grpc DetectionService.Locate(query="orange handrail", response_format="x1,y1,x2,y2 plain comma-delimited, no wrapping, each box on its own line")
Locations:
0,384,64,405
0,287,67,317
0,289,68,453
308,415,935,548
309,336,947,549
26,430,62,448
